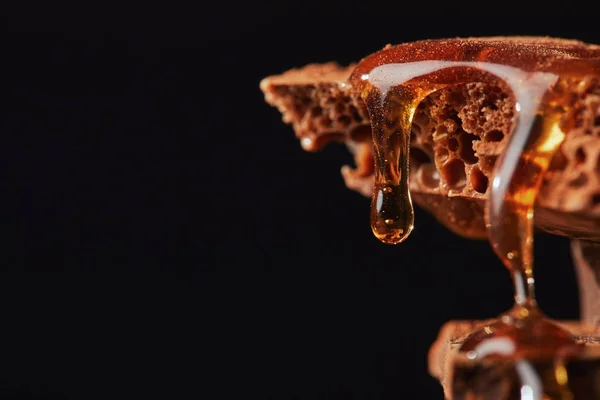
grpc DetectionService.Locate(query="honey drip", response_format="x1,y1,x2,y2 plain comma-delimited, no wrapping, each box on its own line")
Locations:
349,38,600,398
367,88,421,244
354,60,563,247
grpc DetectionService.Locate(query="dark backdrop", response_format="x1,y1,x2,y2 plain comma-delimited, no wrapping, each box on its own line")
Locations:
0,2,597,399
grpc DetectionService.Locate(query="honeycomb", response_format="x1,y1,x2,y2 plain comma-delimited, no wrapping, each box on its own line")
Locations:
260,63,600,240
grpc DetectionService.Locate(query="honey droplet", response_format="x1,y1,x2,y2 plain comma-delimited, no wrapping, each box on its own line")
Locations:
371,184,413,244
364,85,423,245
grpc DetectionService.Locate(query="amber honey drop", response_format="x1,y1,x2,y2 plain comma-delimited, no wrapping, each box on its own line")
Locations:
371,183,413,244
365,87,423,244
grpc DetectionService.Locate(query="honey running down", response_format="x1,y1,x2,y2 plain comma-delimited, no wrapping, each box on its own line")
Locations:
349,38,600,397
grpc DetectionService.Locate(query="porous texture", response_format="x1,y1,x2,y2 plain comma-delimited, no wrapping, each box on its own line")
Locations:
260,63,369,151
260,62,600,241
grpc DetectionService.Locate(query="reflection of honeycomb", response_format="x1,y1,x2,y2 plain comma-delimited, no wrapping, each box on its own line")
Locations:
260,63,600,239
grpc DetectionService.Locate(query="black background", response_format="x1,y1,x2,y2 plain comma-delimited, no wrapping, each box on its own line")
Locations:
0,2,598,399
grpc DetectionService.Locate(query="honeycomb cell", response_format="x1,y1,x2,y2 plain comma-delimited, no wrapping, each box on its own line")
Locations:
485,129,505,142
348,105,363,122
458,133,479,164
320,117,333,128
337,115,351,127
470,167,489,194
575,147,586,164
448,137,459,152
569,172,588,188
310,106,323,117
417,163,440,189
437,148,450,164
442,158,467,190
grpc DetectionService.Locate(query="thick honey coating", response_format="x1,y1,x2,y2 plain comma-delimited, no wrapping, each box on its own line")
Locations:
350,37,600,86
